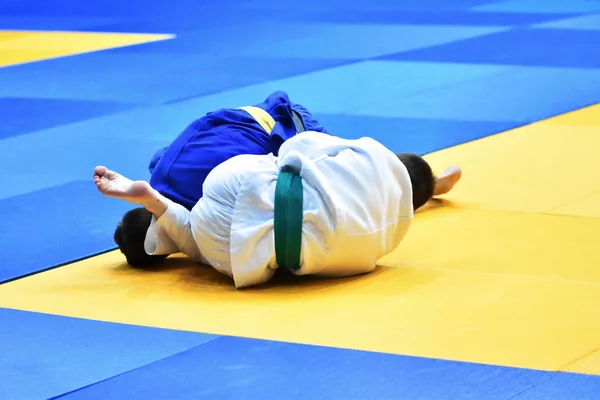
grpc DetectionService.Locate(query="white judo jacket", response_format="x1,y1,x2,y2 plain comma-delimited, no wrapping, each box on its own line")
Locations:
144,131,414,289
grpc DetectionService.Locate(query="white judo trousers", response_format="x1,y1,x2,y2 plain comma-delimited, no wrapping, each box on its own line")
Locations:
145,131,414,289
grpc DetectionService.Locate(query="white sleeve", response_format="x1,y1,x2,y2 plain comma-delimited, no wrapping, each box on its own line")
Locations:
144,199,207,263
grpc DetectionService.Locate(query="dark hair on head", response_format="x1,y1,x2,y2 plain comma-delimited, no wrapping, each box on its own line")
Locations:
114,207,168,267
396,153,435,211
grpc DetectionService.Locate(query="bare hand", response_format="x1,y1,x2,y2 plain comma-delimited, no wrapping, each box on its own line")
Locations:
93,166,155,205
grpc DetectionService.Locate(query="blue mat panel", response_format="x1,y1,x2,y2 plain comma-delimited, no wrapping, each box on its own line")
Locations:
290,10,579,26
0,181,140,282
3,0,590,21
0,119,167,201
0,51,352,105
0,0,176,17
533,13,600,30
89,14,270,34
56,336,600,400
351,65,600,122
471,0,600,14
160,61,512,115
0,308,218,400
386,28,600,69
0,98,134,140
512,375,600,400
99,21,509,61
0,16,121,30
315,114,517,155
0,106,176,283
243,24,510,60
184,0,492,13
320,0,492,12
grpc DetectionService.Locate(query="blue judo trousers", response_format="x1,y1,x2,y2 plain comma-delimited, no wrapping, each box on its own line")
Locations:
148,91,329,210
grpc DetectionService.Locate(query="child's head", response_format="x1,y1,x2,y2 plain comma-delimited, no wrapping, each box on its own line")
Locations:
114,207,167,267
396,153,436,211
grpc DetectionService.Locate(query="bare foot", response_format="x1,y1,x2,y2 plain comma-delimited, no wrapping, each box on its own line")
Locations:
93,166,155,204
433,165,462,196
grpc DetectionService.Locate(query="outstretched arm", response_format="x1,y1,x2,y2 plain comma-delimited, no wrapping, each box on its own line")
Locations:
94,166,205,263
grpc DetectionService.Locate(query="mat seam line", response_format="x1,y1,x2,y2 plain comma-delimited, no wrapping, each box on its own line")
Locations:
559,347,600,372
427,203,600,220
544,190,600,214
379,264,600,286
0,247,117,285
47,336,223,400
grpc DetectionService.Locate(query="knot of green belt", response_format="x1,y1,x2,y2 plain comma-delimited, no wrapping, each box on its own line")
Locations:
274,165,303,271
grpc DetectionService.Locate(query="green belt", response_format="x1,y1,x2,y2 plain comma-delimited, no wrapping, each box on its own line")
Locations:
274,165,303,271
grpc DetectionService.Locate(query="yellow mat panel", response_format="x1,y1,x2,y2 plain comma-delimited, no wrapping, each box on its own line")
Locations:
0,104,598,374
0,30,174,67
423,123,600,214
386,204,600,282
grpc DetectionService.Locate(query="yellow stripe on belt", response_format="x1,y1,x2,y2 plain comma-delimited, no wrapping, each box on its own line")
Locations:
238,106,276,135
